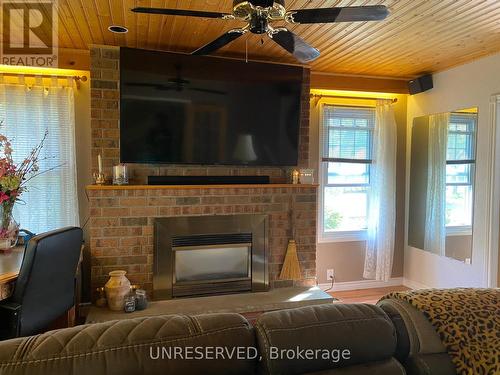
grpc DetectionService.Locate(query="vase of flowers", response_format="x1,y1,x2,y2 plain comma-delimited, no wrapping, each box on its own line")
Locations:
0,199,19,251
0,122,48,252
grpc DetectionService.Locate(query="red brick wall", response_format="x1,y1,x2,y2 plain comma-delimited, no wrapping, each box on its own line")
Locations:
90,45,311,184
88,186,318,297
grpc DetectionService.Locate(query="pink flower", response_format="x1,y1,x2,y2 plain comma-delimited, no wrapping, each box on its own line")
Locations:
0,192,9,203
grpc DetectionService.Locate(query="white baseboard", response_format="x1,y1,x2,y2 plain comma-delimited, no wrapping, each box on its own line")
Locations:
402,278,431,290
317,277,404,292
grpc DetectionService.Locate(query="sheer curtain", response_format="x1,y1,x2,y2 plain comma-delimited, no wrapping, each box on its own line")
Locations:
0,77,79,234
424,113,449,255
364,100,397,281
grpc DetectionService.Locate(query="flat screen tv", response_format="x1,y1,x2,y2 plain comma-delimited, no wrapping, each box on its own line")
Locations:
120,48,303,166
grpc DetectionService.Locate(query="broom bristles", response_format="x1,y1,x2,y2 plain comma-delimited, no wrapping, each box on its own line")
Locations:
279,239,302,280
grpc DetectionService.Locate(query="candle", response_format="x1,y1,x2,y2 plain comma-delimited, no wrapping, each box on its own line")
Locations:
98,154,103,174
292,170,300,184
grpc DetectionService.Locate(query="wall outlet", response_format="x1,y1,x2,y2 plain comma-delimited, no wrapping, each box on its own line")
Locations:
327,269,335,280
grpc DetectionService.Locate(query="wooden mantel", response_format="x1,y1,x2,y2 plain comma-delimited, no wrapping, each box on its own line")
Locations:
86,184,319,190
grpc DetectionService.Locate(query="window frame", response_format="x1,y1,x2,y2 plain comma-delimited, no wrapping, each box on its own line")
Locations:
445,112,476,235
318,102,375,243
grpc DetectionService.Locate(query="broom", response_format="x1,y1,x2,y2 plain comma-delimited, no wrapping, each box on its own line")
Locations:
279,196,302,280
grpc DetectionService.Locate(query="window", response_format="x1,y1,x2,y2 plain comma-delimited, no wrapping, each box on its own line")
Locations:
446,113,476,233
319,105,375,242
0,82,79,234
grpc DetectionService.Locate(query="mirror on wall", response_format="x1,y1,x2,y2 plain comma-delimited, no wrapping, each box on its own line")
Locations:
408,107,477,263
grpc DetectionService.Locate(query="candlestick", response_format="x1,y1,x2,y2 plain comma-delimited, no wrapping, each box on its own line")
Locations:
93,172,106,185
98,154,103,174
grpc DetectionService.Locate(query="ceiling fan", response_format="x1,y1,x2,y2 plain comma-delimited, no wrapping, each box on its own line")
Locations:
132,0,389,64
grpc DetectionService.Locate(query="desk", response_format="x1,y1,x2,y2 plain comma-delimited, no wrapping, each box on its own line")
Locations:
0,246,24,301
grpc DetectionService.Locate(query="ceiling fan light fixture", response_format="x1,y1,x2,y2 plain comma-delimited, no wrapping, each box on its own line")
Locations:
131,2,389,63
108,25,129,34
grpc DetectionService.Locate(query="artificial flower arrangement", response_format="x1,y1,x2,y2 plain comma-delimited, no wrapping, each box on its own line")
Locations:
0,121,48,250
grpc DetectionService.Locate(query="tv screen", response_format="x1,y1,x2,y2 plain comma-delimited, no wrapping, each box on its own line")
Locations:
119,48,303,166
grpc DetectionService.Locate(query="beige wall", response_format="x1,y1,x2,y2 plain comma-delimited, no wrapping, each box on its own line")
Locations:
74,72,92,227
310,92,407,284
445,235,473,263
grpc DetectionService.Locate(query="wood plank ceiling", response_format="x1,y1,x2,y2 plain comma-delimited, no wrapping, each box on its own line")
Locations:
46,0,500,78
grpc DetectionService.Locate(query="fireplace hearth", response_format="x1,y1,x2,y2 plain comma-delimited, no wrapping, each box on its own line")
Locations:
154,214,268,300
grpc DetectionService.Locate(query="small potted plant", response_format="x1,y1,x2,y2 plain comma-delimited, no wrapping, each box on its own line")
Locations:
0,122,49,252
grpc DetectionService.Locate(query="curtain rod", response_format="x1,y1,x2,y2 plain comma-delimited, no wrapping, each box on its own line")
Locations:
310,93,398,103
0,72,87,81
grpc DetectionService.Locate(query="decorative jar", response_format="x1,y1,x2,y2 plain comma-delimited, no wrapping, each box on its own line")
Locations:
112,164,129,185
124,294,136,313
104,270,131,311
135,289,148,310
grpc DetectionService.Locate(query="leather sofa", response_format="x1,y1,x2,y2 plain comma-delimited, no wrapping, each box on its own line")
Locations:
377,298,456,375
0,303,406,375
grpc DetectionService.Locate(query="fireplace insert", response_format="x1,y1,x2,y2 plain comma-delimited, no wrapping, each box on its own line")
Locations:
154,215,268,299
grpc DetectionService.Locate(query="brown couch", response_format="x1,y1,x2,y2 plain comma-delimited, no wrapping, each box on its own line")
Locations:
0,303,406,375
377,299,456,375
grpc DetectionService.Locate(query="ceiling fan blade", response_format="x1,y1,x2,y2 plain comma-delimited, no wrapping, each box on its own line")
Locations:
271,30,320,63
131,7,231,19
192,31,245,56
287,5,389,24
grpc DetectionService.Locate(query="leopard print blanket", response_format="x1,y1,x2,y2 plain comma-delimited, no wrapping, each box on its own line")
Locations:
381,288,499,375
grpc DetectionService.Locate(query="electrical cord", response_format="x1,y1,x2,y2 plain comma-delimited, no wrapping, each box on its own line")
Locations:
323,273,335,292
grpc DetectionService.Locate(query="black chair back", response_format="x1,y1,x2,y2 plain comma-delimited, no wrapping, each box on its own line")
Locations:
11,227,83,336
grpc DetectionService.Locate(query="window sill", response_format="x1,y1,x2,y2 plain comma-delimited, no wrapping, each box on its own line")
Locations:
446,226,472,236
318,230,367,244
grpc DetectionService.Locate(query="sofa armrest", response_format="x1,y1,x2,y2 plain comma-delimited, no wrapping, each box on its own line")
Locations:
377,299,455,375
376,299,410,362
377,299,446,355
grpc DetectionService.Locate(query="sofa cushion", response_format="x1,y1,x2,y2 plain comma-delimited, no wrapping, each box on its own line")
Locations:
0,313,256,375
255,303,400,375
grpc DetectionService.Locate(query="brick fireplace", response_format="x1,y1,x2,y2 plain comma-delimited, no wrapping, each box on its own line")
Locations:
87,45,317,299
88,185,317,297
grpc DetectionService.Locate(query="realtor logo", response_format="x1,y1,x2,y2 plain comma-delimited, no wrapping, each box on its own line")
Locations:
1,0,58,67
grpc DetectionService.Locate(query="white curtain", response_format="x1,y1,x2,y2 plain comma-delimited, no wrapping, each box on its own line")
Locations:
0,77,79,234
364,100,397,281
424,113,449,255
